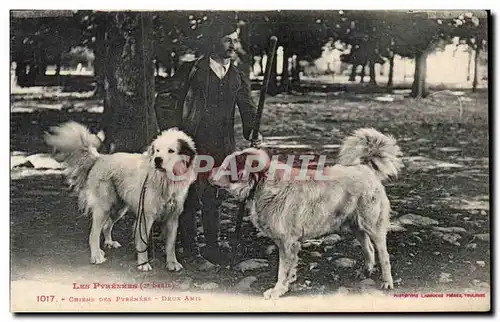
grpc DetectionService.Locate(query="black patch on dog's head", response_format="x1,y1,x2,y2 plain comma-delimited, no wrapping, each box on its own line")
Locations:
177,139,196,167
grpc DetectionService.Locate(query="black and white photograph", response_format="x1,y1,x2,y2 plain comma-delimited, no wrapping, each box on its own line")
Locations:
9,8,490,312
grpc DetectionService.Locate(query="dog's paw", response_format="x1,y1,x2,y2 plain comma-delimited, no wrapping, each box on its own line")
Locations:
104,241,122,249
166,261,183,272
263,287,287,300
137,263,153,272
90,250,106,264
380,280,394,290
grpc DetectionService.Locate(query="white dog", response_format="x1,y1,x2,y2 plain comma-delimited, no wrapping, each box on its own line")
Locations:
45,121,196,271
209,128,403,299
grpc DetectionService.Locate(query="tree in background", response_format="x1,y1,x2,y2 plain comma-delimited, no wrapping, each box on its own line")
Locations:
11,9,489,154
98,11,158,153
72,10,159,152
335,11,489,95
390,11,487,97
241,10,334,94
337,11,388,86
447,12,488,92
152,11,209,76
10,13,81,86
73,11,106,96
21,10,161,152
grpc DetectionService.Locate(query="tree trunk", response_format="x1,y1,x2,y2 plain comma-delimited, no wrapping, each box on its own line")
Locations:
291,55,300,88
467,49,472,82
25,49,43,86
411,50,428,98
348,64,356,82
37,60,47,77
154,58,160,77
101,12,158,153
387,53,395,89
472,39,481,92
268,47,279,96
26,64,37,86
55,53,62,76
163,55,172,78
93,47,105,97
93,15,107,98
171,50,179,76
260,53,265,75
368,60,377,86
359,62,366,83
15,62,27,87
280,46,291,93
55,53,62,86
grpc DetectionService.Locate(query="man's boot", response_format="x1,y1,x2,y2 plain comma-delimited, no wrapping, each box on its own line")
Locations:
177,184,217,271
201,185,231,265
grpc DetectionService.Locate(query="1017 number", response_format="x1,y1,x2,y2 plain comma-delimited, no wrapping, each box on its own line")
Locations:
36,295,55,302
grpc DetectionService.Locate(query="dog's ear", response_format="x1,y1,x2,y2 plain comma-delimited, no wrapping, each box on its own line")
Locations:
178,139,196,167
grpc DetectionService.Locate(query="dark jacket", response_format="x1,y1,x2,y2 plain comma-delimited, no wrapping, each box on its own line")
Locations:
154,56,257,165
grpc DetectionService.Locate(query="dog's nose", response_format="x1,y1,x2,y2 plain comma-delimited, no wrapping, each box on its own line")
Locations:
154,157,163,167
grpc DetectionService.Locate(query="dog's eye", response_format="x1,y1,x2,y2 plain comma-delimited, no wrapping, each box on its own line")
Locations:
168,149,175,153
156,149,159,153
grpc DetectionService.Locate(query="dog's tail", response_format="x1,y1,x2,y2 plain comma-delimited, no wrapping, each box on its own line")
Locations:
44,121,104,192
337,128,403,182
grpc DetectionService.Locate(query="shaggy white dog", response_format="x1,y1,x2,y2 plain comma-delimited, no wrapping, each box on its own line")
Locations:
210,128,403,299
45,121,196,271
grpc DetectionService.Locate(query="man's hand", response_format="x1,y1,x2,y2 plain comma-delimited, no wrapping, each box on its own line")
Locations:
248,130,263,148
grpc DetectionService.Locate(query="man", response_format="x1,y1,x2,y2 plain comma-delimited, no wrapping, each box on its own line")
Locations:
155,22,262,269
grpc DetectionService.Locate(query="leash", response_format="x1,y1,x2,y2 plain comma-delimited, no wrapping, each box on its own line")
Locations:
134,172,155,267
132,14,203,268
136,14,155,266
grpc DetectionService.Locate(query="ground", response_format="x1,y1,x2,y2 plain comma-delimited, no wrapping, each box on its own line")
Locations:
10,85,490,302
